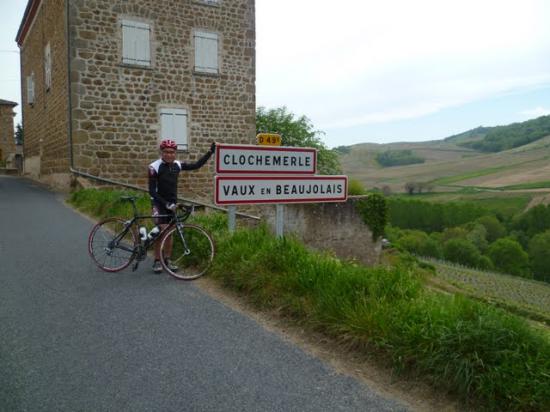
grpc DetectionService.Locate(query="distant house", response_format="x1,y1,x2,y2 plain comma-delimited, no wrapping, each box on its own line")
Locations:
16,0,256,199
0,99,18,166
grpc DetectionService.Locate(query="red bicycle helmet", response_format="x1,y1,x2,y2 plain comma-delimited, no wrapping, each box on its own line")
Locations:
160,139,177,150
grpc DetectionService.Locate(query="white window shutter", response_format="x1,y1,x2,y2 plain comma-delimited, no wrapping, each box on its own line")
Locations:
161,108,188,150
122,20,151,66
44,43,52,90
27,74,35,104
194,31,219,74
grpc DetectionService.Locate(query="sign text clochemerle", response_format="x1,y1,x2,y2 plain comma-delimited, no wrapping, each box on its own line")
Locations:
216,144,317,174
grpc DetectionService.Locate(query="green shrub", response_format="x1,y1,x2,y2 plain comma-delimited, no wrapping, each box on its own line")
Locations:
347,178,367,195
376,150,425,167
443,238,483,268
528,230,550,282
397,230,443,259
355,194,388,241
476,215,507,242
487,238,531,278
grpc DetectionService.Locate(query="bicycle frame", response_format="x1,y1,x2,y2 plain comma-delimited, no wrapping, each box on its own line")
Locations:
89,197,213,277
115,198,194,259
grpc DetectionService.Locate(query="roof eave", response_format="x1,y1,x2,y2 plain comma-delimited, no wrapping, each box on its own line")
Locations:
16,0,41,47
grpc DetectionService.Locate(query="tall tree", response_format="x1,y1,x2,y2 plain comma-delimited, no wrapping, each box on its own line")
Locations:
528,230,550,282
256,106,341,175
487,238,531,278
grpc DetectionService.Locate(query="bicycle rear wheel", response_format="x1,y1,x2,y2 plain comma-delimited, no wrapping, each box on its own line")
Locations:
88,218,137,272
160,224,214,280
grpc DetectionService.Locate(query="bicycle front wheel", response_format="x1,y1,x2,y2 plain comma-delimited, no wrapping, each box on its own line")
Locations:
88,218,137,272
160,224,215,280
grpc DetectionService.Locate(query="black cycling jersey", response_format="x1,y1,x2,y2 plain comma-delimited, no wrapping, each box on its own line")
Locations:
148,150,212,206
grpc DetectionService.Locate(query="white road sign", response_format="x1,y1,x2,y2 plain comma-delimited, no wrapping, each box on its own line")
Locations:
215,144,317,174
215,175,348,205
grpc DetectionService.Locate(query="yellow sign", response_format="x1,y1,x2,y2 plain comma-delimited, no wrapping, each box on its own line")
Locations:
257,133,282,146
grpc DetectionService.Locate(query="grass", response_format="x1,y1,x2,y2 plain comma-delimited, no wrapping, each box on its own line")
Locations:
431,165,511,186
402,192,533,218
210,228,550,411
71,188,550,411
500,181,550,190
425,259,550,325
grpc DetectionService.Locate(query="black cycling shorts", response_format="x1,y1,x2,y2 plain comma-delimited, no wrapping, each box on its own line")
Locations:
152,202,172,225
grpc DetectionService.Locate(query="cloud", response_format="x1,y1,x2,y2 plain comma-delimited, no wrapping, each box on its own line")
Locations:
257,0,550,140
519,107,550,118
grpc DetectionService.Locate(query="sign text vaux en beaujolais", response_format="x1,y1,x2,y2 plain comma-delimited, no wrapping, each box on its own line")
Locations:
214,144,348,205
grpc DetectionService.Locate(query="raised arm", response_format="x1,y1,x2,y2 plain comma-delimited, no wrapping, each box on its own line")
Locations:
180,142,216,171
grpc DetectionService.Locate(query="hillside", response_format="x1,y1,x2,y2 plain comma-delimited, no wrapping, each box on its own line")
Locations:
451,115,550,152
338,116,550,196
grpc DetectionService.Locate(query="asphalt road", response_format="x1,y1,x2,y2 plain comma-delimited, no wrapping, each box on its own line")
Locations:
0,176,408,412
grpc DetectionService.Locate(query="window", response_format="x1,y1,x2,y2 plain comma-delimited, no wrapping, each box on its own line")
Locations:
27,73,35,105
194,30,219,74
44,43,52,91
121,19,151,67
160,108,188,150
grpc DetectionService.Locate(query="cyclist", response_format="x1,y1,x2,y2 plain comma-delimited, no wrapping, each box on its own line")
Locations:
148,139,216,273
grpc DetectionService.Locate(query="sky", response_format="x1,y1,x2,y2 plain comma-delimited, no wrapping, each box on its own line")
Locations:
2,0,549,148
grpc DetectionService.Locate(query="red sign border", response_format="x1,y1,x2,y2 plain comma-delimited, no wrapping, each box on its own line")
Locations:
215,144,317,175
214,175,348,205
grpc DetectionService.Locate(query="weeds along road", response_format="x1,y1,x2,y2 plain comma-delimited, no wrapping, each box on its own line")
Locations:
0,176,408,412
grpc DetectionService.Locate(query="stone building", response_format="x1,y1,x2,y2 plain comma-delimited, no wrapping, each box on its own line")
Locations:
16,0,256,200
0,99,18,165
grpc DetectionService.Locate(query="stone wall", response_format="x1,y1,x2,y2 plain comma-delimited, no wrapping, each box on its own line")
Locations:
262,197,382,266
19,0,70,187
0,104,17,162
68,0,256,201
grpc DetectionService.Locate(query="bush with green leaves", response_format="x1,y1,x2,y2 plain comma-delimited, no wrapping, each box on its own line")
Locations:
347,178,367,195
528,230,550,282
443,238,483,268
476,215,506,243
376,149,425,167
487,238,531,278
397,230,443,259
256,106,341,175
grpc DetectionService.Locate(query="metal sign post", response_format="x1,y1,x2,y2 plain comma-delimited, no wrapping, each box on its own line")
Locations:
276,204,284,238
227,205,236,233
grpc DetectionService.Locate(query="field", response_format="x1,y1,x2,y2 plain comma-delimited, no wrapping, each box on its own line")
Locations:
425,259,550,326
340,135,550,199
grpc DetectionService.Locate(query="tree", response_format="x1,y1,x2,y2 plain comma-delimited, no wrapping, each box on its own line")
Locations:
528,230,550,282
256,106,341,175
476,215,506,242
487,238,531,278
466,223,489,253
14,123,23,145
443,238,482,268
398,230,442,258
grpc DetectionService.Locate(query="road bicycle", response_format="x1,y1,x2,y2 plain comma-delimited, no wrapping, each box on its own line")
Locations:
87,196,215,280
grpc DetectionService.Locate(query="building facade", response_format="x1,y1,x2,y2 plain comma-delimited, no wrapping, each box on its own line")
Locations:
0,100,18,165
17,0,256,200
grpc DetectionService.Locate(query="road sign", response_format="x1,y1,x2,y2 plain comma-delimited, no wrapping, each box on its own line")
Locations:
214,175,348,205
257,133,282,146
216,144,317,175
